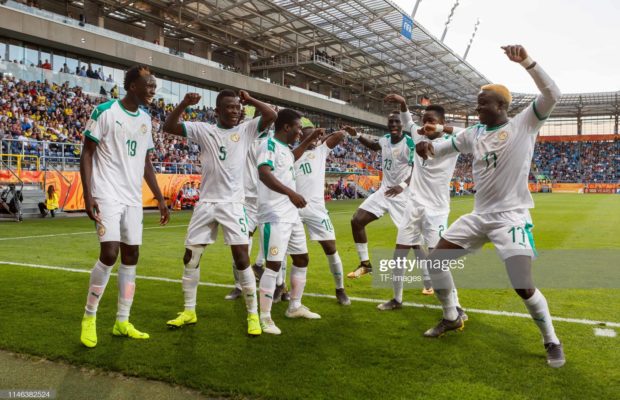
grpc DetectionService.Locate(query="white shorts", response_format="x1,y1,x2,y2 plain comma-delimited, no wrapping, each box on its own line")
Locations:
185,201,249,246
396,204,448,248
359,190,407,225
244,198,259,234
95,199,143,246
259,221,308,262
299,202,336,241
442,209,537,261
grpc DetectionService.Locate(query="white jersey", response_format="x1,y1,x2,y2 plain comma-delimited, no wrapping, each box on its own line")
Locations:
256,137,299,224
378,134,415,190
294,142,330,205
433,104,552,213
400,111,460,214
183,117,262,202
84,99,153,206
244,131,271,201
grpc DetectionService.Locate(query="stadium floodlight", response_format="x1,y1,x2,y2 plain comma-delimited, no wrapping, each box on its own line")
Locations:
463,18,481,60
441,0,460,42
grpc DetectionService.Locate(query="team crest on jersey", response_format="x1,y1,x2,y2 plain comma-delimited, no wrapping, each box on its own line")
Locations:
392,149,400,157
96,224,106,237
308,153,315,159
270,246,279,256
140,124,147,134
230,133,240,142
498,131,508,141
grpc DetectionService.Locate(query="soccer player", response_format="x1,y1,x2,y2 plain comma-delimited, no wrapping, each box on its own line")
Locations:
415,45,565,367
294,121,350,305
377,94,465,314
344,112,415,278
163,89,277,336
256,109,326,335
79,65,169,348
225,114,272,300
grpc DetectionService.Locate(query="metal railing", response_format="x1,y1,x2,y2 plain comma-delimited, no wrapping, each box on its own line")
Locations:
0,154,40,172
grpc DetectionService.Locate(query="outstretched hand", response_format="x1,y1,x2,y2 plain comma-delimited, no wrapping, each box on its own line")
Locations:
415,141,434,160
385,186,404,197
181,92,201,106
501,45,529,63
384,93,406,106
239,90,252,104
341,125,357,137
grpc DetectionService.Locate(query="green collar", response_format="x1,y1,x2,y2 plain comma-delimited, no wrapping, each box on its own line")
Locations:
118,100,140,117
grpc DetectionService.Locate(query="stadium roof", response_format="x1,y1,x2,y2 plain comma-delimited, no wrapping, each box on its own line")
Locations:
79,0,490,114
73,0,619,118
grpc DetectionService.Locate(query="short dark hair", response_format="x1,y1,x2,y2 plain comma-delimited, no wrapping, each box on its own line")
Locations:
123,65,151,91
274,108,302,132
425,105,446,120
216,89,237,108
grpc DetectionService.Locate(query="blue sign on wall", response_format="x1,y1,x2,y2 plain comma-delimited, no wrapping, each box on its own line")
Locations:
401,14,413,40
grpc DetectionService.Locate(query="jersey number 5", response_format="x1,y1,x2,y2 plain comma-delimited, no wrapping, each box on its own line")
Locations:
219,146,227,160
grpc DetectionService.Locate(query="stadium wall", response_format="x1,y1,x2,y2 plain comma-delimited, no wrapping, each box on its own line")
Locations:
1,171,617,212
0,170,200,211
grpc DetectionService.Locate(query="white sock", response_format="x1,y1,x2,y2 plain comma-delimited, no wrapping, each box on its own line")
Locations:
239,267,258,314
116,264,136,322
84,260,113,316
453,288,462,308
327,252,344,289
421,264,432,289
277,260,286,286
430,269,458,321
392,265,404,303
355,243,369,262
182,267,200,311
232,262,241,290
523,289,560,344
289,265,307,309
259,268,278,319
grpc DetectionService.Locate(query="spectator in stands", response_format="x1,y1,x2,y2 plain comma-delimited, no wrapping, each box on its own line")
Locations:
97,67,105,81
60,63,70,74
41,59,52,70
38,184,59,217
106,74,114,83
78,66,87,77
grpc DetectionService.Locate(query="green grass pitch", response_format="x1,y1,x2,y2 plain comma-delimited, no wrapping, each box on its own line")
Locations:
0,194,619,399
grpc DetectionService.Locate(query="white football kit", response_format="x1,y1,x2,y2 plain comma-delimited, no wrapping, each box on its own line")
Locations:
256,137,308,262
84,100,153,245
359,134,414,224
426,63,559,260
397,111,460,247
295,142,336,241
182,117,262,246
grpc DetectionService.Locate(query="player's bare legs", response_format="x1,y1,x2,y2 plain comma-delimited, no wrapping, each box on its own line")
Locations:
318,240,350,305
348,209,379,278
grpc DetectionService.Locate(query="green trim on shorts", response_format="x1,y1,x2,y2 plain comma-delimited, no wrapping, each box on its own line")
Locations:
263,223,271,261
524,222,538,257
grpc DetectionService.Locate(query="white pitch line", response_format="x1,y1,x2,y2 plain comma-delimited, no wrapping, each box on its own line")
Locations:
0,224,189,241
1,260,619,329
594,328,617,338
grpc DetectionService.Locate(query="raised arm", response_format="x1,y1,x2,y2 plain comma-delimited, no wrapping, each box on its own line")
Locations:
323,130,346,149
342,126,381,151
239,90,277,132
502,45,561,118
143,154,169,226
292,128,324,160
163,93,201,136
